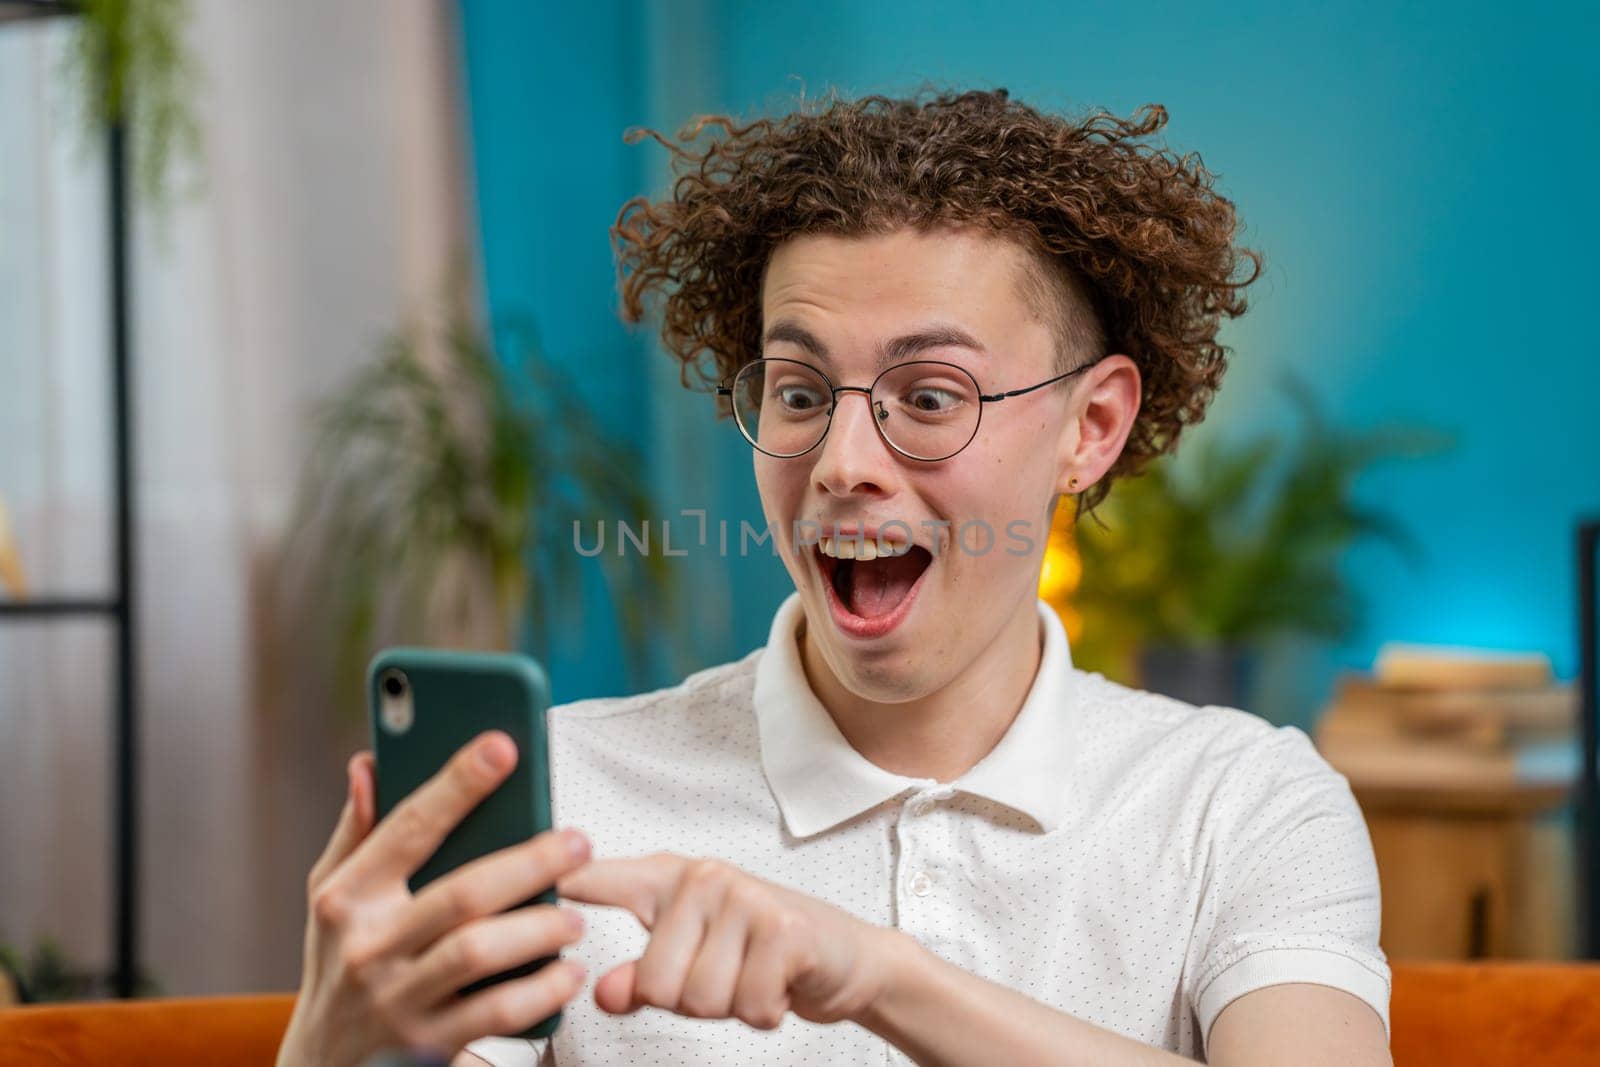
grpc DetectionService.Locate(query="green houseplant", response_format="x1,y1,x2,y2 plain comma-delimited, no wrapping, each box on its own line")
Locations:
0,932,159,1002
1069,371,1456,708
285,302,674,720
62,0,203,215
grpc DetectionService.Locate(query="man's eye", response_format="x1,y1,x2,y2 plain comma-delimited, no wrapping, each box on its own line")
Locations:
903,386,962,413
776,384,826,411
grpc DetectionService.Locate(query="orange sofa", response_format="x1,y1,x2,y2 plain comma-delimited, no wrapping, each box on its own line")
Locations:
2,962,1598,1065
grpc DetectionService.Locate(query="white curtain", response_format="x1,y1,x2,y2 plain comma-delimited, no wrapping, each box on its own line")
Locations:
0,0,473,994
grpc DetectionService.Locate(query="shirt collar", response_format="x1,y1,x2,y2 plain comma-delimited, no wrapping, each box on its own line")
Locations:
753,592,1076,838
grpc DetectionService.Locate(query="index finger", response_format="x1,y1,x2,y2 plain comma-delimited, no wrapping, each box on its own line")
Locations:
307,752,377,891
338,730,518,890
557,855,680,927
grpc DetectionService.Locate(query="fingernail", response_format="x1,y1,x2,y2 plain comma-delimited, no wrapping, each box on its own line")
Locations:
477,733,514,773
563,829,589,859
564,909,584,935
564,959,586,982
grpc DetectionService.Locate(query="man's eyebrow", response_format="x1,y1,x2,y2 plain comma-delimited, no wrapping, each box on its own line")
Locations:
762,319,988,372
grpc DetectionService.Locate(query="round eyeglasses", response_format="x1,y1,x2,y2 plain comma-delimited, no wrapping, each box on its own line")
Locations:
716,357,1101,462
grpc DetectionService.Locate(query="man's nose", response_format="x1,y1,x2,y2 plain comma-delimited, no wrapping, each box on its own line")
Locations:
810,389,895,498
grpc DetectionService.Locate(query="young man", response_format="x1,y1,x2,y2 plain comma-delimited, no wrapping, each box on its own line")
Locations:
278,89,1392,1066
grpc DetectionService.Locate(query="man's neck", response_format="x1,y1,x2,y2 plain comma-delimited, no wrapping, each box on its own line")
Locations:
797,600,1045,783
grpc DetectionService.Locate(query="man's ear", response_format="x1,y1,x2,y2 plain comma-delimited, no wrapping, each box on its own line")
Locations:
1054,354,1141,496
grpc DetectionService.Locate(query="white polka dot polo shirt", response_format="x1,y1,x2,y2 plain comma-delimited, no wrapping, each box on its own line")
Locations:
467,592,1389,1065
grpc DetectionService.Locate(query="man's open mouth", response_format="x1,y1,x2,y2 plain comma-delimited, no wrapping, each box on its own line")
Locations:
813,537,934,620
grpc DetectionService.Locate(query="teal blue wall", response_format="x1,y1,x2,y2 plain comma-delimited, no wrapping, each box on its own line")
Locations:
459,1,1599,726
457,2,661,702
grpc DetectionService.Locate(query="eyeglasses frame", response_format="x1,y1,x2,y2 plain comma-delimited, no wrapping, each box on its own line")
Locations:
716,355,1104,462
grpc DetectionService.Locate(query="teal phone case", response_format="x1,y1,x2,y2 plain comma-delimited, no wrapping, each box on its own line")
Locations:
366,647,563,1042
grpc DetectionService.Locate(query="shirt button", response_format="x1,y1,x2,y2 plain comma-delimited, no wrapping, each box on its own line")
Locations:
908,870,934,896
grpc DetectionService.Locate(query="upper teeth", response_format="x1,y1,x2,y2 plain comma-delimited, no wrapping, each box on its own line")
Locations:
818,536,908,560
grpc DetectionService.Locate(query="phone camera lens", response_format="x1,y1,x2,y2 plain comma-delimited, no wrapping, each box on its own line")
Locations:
378,669,413,734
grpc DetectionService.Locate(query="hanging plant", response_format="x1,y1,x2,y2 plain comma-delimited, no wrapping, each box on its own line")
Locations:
60,0,204,214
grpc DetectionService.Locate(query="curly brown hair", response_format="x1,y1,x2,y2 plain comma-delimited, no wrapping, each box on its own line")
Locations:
610,84,1262,519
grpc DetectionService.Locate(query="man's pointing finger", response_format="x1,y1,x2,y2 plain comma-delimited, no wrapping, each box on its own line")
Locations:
558,855,681,926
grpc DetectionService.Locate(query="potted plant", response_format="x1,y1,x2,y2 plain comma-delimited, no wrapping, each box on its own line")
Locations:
0,932,159,1002
1067,371,1456,709
283,299,674,720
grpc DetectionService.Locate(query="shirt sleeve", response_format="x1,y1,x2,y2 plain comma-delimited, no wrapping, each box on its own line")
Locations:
462,1036,549,1066
1188,722,1391,1055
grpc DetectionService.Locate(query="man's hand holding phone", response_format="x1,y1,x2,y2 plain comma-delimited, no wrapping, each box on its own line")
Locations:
277,732,590,1067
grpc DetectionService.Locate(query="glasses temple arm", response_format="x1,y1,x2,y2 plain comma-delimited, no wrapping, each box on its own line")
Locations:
978,362,1093,403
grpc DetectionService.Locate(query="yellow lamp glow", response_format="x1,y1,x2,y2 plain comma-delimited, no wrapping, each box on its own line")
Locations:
1038,504,1083,645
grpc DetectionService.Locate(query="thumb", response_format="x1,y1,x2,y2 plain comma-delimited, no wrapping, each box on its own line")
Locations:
593,960,643,1016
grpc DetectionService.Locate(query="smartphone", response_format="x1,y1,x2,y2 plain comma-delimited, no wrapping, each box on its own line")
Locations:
367,647,563,1041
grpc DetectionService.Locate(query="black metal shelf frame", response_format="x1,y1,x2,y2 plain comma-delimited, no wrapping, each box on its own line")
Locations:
0,599,120,616
0,0,142,999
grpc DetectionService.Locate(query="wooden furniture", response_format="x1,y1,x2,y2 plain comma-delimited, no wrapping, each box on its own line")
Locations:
1356,782,1575,960
3,964,1600,1065
1317,663,1580,960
